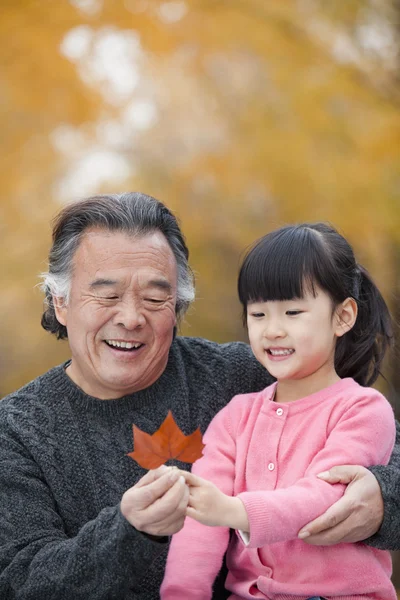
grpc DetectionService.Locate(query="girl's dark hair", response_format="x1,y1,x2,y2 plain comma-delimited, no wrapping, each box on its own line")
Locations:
238,222,393,386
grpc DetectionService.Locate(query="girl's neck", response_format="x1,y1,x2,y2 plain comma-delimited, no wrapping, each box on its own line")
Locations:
274,371,341,403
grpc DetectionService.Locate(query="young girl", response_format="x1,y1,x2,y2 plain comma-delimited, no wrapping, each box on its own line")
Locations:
161,223,397,600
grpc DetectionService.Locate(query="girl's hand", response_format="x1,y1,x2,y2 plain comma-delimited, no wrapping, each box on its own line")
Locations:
182,471,249,531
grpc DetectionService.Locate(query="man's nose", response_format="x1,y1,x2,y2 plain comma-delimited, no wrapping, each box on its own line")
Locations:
115,301,146,329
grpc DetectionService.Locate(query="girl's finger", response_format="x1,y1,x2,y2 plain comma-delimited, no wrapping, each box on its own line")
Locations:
181,471,204,487
186,506,199,520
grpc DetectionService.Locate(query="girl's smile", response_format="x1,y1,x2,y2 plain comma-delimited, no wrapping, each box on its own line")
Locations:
266,347,295,360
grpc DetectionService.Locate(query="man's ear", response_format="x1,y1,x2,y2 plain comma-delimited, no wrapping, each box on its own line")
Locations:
53,296,68,326
335,297,358,338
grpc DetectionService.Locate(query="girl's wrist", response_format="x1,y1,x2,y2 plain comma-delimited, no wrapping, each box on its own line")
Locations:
222,496,249,531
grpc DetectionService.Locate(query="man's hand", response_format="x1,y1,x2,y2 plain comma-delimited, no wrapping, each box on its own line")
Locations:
183,471,249,531
120,465,189,536
298,465,384,545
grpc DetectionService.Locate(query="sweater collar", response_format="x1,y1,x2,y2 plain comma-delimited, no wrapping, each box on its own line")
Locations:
45,342,181,416
262,378,359,413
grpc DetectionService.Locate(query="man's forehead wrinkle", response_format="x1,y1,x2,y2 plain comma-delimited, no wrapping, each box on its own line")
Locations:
78,229,176,260
73,230,178,293
92,249,174,267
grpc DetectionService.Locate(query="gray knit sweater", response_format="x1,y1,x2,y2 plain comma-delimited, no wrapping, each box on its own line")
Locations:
0,336,398,599
0,337,271,599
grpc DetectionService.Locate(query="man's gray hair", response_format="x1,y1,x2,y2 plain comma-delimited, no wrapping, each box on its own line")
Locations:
40,192,195,339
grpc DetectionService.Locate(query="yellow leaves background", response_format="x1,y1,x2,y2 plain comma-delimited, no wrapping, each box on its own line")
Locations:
1,0,399,389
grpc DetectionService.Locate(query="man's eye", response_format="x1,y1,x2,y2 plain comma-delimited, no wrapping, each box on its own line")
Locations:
145,298,164,304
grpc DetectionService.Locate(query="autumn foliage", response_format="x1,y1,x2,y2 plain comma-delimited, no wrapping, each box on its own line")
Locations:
127,411,205,470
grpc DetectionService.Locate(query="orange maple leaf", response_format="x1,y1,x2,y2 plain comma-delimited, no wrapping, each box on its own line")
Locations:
127,411,205,470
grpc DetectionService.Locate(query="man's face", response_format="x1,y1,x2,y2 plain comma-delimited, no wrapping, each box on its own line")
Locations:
54,228,178,399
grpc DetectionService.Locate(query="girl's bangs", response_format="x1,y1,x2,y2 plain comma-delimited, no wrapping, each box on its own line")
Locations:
238,229,322,305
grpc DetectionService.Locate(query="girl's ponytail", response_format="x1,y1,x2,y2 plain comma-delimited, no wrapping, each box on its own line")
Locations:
334,265,393,386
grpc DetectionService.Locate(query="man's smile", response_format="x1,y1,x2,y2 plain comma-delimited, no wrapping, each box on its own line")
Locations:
105,339,144,350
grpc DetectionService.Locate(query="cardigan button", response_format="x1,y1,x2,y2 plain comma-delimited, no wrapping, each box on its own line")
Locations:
268,462,275,471
276,408,283,416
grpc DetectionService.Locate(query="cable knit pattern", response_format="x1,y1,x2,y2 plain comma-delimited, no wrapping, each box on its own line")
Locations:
162,379,397,600
0,336,271,600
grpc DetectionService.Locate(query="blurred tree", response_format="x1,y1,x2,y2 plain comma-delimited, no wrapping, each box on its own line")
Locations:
1,0,399,384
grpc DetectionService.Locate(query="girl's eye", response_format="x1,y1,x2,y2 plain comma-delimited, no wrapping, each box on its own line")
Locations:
286,310,302,316
250,312,264,318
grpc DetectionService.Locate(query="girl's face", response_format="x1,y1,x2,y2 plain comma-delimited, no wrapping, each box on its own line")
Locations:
247,286,354,402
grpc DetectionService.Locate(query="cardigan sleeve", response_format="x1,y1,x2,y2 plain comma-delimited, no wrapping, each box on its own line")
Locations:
0,413,166,599
161,403,237,600
366,419,400,550
237,391,396,548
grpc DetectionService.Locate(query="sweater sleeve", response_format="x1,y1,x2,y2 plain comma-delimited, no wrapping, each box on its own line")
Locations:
366,419,400,550
161,404,236,600
0,416,166,599
237,392,396,548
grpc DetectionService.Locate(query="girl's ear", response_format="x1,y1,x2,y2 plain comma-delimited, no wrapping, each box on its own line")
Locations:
335,297,358,337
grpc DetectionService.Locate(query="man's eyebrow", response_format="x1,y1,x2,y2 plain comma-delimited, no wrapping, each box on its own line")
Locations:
89,278,118,289
88,278,172,292
147,279,172,292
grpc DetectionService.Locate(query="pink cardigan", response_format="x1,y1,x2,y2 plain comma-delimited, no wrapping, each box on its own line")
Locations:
161,378,396,600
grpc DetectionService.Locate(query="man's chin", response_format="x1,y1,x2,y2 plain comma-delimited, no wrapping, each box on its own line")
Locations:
97,372,144,397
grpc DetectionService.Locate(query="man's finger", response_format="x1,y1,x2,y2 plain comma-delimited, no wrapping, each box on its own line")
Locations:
301,517,355,546
134,465,170,489
133,469,181,509
317,465,364,485
148,480,189,529
143,475,187,522
298,495,353,539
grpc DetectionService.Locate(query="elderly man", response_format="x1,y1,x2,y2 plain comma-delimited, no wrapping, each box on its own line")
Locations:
0,192,398,600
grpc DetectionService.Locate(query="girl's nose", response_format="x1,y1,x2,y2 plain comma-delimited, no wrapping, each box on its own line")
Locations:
263,320,285,339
